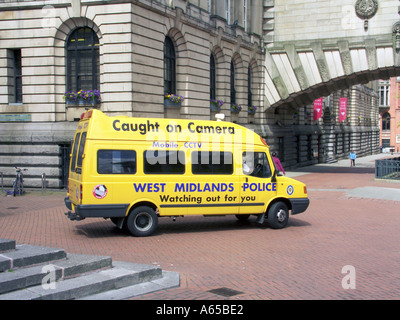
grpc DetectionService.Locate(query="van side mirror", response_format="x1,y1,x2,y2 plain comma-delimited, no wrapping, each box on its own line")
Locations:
272,170,277,183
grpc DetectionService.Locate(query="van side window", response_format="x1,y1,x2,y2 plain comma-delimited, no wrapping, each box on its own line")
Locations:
242,152,272,178
97,150,137,174
70,132,81,172
192,151,233,175
144,150,185,174
76,132,87,168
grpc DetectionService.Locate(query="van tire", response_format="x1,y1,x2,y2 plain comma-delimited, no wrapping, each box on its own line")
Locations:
126,206,158,237
267,201,289,229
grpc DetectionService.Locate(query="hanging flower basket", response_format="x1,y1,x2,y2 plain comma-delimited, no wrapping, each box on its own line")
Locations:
210,99,224,112
248,106,257,115
164,93,184,107
230,103,242,113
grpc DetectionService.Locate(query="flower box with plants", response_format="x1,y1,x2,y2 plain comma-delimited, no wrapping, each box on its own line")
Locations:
248,105,257,115
63,89,101,106
164,93,184,107
210,99,224,111
230,103,242,113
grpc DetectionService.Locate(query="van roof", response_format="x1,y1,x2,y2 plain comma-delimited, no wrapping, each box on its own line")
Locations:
81,109,268,147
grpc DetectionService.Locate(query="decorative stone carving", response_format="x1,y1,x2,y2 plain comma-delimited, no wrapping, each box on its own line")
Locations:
355,0,379,31
392,21,400,52
355,0,379,20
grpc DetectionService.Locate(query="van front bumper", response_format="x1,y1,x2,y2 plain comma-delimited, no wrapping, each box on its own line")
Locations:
64,197,128,220
289,198,310,215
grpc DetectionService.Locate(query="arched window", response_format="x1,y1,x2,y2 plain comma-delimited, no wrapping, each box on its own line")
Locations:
230,60,236,104
382,112,391,131
210,54,216,101
66,27,99,92
164,37,176,94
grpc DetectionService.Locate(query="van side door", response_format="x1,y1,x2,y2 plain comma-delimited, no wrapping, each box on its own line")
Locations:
239,151,276,214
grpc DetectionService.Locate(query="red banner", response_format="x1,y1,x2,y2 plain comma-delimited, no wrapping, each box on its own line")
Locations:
313,98,323,121
339,98,347,122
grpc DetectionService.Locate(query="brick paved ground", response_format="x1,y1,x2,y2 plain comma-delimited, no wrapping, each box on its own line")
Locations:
0,154,399,300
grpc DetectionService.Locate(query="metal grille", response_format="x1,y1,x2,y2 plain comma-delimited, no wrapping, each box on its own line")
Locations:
375,157,400,180
208,287,243,297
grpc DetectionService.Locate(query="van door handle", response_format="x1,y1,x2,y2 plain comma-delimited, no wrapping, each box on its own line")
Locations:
245,177,248,183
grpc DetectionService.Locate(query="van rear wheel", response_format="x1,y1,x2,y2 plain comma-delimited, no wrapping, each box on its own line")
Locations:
126,206,158,237
267,201,289,229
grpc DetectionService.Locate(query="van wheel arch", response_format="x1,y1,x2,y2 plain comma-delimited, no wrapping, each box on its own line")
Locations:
267,198,292,213
128,201,158,214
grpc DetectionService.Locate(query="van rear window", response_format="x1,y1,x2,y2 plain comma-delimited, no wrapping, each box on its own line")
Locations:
144,150,185,174
76,132,87,168
70,132,81,172
191,151,233,175
97,150,137,174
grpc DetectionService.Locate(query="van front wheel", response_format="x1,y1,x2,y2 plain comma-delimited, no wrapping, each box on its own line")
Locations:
267,202,289,229
126,206,158,237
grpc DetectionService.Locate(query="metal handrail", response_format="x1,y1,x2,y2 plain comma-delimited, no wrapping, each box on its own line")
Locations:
375,157,400,180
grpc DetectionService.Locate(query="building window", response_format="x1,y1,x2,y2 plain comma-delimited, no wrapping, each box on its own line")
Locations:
382,138,390,148
296,136,301,163
307,135,313,160
382,112,391,131
210,54,216,101
230,61,236,104
248,66,252,107
164,36,176,95
278,137,284,162
8,49,22,103
379,81,390,106
13,49,22,103
66,27,100,92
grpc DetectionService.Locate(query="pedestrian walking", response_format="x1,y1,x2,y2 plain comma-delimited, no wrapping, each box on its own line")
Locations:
349,150,356,167
272,152,285,175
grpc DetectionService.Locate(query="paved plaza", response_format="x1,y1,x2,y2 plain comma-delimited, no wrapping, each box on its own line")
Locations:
0,153,399,300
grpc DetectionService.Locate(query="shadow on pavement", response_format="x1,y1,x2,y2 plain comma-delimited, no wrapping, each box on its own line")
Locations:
72,215,311,238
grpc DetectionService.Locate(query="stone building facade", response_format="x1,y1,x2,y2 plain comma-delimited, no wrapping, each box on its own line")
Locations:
379,77,400,153
0,0,380,188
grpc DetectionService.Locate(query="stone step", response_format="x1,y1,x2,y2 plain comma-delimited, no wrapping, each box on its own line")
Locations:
0,253,112,295
0,239,180,300
0,244,66,272
79,270,180,300
0,261,163,300
0,239,15,253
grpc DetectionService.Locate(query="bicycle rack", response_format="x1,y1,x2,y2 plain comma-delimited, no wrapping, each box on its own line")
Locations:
41,173,47,193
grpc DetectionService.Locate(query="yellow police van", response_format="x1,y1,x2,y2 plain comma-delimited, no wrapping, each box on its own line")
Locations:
64,109,309,237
